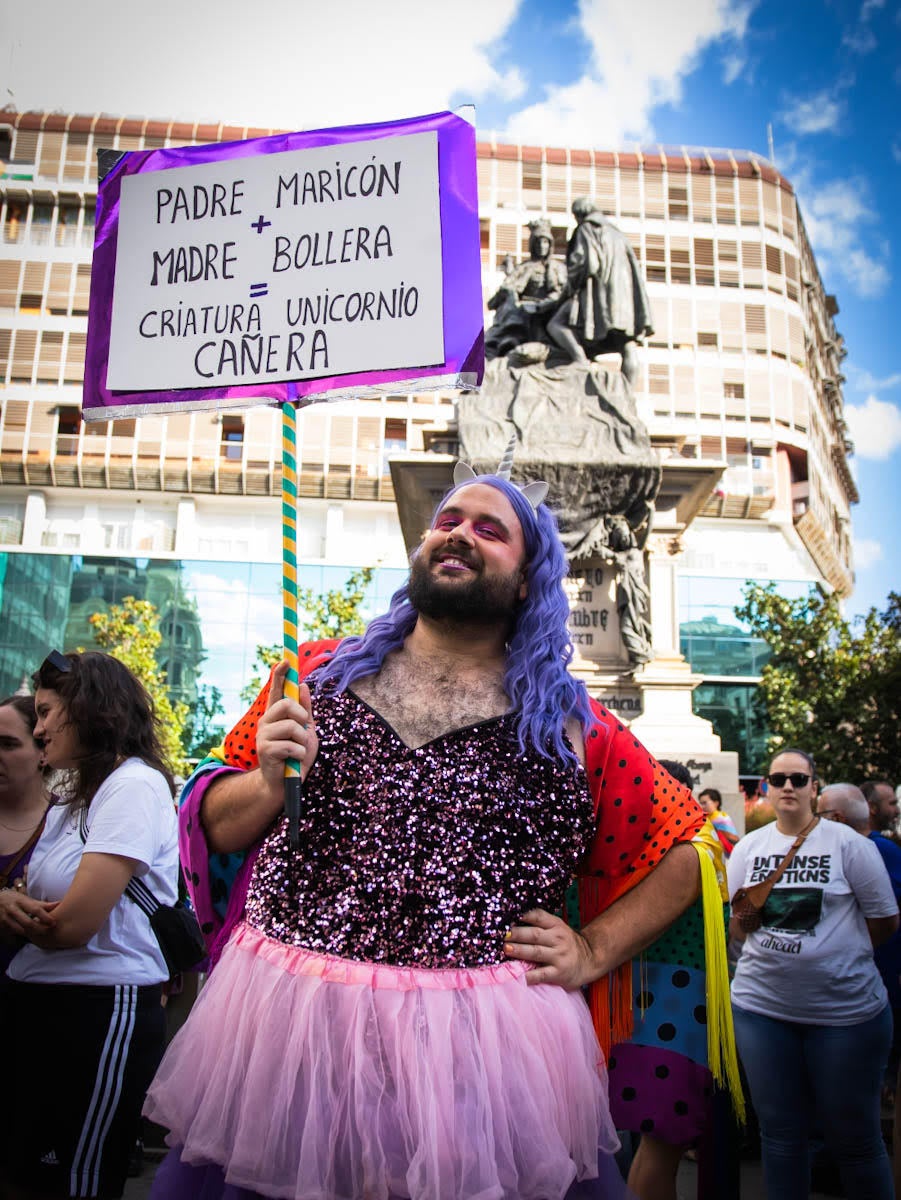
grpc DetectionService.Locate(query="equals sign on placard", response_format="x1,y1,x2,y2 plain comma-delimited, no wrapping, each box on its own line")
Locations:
249,282,268,299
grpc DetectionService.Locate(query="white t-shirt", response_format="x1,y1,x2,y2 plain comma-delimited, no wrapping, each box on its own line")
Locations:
728,818,897,1025
8,758,178,986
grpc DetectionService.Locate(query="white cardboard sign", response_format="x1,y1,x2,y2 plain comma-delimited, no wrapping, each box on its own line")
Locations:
106,130,444,391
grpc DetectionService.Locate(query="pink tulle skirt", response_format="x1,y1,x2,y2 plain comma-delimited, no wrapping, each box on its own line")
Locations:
145,922,618,1200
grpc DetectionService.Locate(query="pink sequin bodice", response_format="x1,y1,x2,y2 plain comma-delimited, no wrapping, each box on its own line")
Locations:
244,688,595,969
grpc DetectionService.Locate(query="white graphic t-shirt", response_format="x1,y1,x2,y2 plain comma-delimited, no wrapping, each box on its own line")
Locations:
728,818,897,1024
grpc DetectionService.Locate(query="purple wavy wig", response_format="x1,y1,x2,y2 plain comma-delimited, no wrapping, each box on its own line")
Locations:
313,475,596,767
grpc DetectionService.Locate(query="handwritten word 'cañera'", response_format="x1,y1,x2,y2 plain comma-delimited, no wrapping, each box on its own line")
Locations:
193,331,329,378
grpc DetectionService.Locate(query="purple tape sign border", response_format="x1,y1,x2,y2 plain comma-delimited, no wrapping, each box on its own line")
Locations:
83,110,483,420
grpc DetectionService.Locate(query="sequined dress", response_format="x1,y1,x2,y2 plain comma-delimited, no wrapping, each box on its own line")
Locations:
244,687,596,966
145,687,624,1200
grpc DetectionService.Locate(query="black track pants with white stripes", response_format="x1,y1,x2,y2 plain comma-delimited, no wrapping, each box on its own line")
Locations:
0,977,165,1199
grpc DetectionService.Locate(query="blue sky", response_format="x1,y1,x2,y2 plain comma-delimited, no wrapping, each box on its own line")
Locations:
2,0,898,618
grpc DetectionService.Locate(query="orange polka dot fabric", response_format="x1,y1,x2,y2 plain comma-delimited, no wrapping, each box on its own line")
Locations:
580,701,704,911
223,640,341,771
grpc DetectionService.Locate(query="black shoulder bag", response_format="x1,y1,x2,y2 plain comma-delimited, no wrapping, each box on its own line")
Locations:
79,808,206,976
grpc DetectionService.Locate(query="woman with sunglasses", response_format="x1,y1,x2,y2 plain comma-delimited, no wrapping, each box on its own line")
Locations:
0,651,178,1200
728,748,898,1199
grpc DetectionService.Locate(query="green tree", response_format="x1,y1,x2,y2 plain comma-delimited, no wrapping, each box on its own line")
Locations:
89,596,189,775
182,683,227,759
239,643,285,706
735,584,901,780
240,566,375,704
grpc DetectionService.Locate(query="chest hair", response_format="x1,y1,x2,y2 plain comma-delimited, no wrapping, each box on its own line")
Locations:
350,651,510,749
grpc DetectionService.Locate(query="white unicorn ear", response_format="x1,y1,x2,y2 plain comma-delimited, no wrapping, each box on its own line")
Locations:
520,482,549,509
453,462,478,485
452,449,549,510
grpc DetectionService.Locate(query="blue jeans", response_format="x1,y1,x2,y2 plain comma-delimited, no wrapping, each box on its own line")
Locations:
733,1003,893,1200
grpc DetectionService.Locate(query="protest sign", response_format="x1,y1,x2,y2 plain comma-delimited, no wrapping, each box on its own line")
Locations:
84,110,482,420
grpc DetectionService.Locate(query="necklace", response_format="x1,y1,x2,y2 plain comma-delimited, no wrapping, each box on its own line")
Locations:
0,809,46,832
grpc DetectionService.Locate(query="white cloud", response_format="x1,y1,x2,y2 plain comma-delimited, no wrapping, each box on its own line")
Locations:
779,90,845,136
795,175,891,299
845,395,901,460
843,0,884,53
892,141,901,164
189,571,282,651
844,363,901,393
0,0,525,129
853,538,884,570
503,0,754,147
721,52,748,85
842,26,877,53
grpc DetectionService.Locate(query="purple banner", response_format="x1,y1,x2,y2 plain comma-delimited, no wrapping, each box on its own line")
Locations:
83,110,483,421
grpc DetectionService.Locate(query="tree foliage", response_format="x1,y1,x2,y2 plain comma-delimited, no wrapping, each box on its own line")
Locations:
239,643,285,707
239,566,375,704
182,683,227,759
735,584,901,781
89,596,189,775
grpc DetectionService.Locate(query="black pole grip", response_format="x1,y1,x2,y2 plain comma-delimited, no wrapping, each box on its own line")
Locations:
285,775,303,848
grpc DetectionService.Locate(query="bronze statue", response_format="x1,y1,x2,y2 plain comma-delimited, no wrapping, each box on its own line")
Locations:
547,198,653,386
484,219,567,360
466,201,659,668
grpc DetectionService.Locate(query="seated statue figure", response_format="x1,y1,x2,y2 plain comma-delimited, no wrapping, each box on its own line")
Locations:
484,219,567,360
548,198,654,386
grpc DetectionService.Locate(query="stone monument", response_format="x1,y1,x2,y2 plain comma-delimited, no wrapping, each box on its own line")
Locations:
456,199,740,817
459,197,659,670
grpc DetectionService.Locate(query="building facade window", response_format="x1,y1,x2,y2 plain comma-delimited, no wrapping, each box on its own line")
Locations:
220,415,244,461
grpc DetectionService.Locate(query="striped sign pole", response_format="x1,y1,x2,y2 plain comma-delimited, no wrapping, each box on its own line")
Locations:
281,401,303,846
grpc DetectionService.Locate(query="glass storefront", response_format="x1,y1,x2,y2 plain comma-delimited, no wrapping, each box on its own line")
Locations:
678,575,811,772
691,681,769,775
0,552,406,730
0,554,805,773
678,575,772,677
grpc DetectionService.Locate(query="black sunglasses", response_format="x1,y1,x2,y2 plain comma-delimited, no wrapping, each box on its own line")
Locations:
767,772,811,789
40,649,72,675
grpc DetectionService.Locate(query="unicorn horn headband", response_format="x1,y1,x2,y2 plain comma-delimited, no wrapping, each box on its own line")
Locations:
453,434,549,510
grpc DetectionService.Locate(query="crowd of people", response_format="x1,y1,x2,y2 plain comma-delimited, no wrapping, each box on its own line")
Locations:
0,463,898,1200
0,651,178,1200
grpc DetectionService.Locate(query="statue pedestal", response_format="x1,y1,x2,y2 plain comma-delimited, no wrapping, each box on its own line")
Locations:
629,657,721,753
564,508,740,817
629,530,741,825
565,555,727,752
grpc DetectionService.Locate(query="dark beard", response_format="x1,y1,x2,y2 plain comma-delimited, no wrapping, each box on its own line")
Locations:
408,554,523,626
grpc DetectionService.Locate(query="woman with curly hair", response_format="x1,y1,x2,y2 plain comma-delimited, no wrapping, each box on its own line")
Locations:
0,651,178,1200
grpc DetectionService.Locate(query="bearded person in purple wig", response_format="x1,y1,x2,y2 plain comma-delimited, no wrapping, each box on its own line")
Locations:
144,462,713,1200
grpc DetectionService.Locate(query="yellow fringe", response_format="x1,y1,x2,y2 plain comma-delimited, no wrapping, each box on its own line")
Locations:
695,841,746,1123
